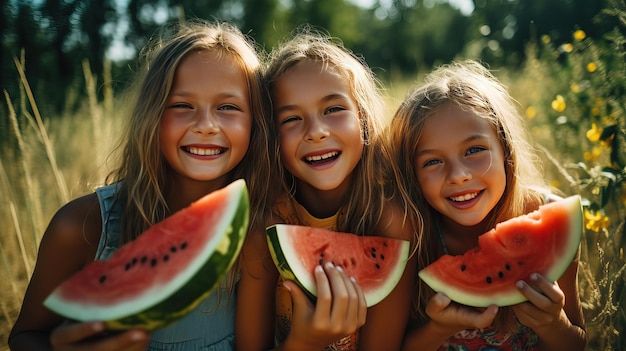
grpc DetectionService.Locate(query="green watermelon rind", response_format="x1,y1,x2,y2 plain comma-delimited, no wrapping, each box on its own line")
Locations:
418,195,583,307
266,224,410,307
43,179,249,331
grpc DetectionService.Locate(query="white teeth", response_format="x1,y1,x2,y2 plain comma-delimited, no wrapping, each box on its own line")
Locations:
306,151,338,162
187,147,221,156
450,192,478,202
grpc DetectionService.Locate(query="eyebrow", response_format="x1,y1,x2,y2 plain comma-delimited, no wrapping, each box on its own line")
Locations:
168,90,245,100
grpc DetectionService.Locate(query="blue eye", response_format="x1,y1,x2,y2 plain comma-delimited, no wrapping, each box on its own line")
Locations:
423,159,441,167
326,106,345,114
218,104,241,111
467,146,486,155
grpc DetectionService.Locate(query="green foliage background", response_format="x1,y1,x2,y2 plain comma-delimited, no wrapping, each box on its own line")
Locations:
1,0,625,350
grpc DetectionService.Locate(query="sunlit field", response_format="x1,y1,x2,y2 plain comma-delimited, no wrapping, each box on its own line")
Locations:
1,27,624,351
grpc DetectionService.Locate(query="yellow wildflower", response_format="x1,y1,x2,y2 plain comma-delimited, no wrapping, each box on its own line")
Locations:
541,35,551,44
561,43,574,53
573,29,586,41
583,146,603,161
584,209,610,232
587,62,597,73
592,106,600,116
525,106,537,119
570,83,581,93
551,95,566,112
586,123,602,142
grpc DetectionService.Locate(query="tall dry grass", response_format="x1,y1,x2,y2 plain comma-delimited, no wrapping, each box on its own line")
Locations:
0,57,120,349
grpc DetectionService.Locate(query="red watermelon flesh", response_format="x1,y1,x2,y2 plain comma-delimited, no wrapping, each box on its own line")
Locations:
418,195,583,307
266,224,410,307
44,179,249,330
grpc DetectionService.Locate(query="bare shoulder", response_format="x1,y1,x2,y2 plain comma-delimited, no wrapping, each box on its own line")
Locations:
42,192,103,264
9,193,103,341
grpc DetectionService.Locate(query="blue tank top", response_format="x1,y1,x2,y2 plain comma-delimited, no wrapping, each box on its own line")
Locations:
95,183,236,351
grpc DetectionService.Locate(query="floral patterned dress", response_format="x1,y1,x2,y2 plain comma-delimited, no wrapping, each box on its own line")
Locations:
438,321,539,350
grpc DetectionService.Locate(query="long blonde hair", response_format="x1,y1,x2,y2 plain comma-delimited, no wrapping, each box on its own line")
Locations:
387,60,549,328
106,19,274,247
264,26,390,236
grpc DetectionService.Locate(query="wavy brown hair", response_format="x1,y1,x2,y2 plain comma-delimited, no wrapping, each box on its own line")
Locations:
264,26,393,236
387,60,550,330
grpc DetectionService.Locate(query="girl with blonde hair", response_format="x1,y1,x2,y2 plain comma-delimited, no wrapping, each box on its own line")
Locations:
388,60,586,350
236,27,417,351
9,19,274,351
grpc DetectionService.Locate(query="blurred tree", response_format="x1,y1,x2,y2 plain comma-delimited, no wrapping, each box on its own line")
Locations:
362,0,470,77
241,0,280,49
79,0,117,87
468,0,611,66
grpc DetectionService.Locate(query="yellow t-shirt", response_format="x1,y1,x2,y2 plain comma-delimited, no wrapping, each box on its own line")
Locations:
272,195,359,351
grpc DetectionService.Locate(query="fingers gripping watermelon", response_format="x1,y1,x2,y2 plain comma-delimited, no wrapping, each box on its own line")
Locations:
266,224,410,307
419,195,583,307
44,179,249,330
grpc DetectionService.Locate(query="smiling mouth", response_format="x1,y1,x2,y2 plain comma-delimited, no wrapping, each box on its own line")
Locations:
184,146,225,156
449,191,481,202
304,151,340,165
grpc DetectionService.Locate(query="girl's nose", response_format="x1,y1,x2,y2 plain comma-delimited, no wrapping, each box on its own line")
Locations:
192,109,219,135
304,116,330,142
446,160,472,184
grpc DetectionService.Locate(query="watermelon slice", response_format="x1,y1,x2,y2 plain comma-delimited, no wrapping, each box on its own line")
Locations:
44,179,249,330
266,224,410,307
419,195,583,307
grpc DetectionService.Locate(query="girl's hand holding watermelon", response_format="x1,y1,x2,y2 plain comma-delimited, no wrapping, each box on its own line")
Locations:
280,262,367,350
512,270,582,348
49,321,149,351
425,292,499,332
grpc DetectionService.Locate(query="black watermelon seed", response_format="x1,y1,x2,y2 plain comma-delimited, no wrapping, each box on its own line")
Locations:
498,271,504,278
371,252,376,258
505,263,511,270
141,256,148,264
170,246,177,253
383,242,388,247
372,247,376,252
319,259,324,265
180,242,188,250
486,277,492,284
131,258,138,265
380,254,385,260
163,255,169,262
125,263,132,271
460,264,466,272
151,258,157,267
375,263,381,269
99,275,107,283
